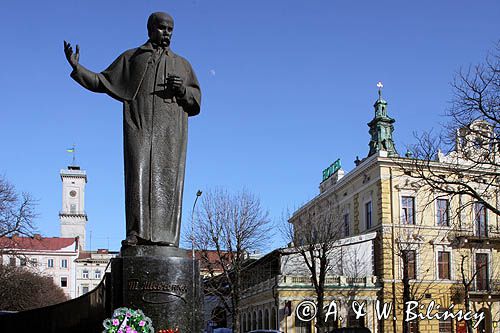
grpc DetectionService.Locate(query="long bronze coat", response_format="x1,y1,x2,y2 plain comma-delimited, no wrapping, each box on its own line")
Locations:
71,41,201,246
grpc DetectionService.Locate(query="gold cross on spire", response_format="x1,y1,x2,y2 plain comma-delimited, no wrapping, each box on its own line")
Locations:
377,81,383,99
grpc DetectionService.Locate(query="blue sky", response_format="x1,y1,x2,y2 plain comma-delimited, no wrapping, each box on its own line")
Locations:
0,1,499,251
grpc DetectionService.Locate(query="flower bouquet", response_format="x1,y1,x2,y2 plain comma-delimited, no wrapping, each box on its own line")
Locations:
102,307,154,333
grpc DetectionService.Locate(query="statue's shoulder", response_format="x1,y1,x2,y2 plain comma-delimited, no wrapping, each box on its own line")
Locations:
115,42,153,62
170,51,194,69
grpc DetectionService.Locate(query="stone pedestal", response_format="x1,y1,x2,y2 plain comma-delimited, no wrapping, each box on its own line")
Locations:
111,246,202,332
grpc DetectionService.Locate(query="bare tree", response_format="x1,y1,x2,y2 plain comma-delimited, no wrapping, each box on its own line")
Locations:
408,42,500,217
395,45,499,332
284,199,343,333
392,229,437,333
194,188,272,333
0,264,67,311
0,176,37,239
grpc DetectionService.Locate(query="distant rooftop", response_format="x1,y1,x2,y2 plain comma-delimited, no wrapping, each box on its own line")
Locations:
0,235,78,252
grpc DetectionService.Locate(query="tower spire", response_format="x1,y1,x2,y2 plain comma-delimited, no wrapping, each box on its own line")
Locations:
367,82,398,157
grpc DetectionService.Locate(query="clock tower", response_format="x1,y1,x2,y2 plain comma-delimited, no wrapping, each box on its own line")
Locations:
59,165,88,250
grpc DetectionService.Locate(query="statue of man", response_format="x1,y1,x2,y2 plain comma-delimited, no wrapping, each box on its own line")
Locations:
64,12,201,247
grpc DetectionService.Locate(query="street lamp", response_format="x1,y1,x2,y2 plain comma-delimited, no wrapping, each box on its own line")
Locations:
191,190,202,332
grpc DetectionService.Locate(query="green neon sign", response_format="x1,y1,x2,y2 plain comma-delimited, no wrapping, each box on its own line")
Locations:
322,159,341,181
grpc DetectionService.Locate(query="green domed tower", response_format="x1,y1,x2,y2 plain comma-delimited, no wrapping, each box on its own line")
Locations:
368,82,398,157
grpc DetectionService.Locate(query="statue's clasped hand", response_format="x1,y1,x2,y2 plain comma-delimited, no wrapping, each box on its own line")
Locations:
167,74,186,97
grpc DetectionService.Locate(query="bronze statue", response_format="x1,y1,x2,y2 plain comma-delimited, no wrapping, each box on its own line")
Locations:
64,12,201,247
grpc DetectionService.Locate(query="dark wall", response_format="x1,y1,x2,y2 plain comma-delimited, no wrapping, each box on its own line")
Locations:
0,273,111,332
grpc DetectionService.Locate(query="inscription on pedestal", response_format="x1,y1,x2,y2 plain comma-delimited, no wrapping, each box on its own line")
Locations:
111,253,202,331
127,279,188,304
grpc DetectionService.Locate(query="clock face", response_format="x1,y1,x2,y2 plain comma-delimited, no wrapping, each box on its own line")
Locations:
69,190,77,197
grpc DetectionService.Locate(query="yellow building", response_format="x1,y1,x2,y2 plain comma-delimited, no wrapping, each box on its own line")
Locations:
284,87,500,333
239,233,379,333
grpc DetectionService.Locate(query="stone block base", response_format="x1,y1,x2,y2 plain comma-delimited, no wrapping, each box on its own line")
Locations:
111,246,202,332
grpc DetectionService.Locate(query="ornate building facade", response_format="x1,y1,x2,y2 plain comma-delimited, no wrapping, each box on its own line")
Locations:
285,87,500,333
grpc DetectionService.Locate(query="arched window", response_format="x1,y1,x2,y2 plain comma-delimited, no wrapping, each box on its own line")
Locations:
252,311,256,330
264,309,270,329
242,313,247,332
271,307,277,330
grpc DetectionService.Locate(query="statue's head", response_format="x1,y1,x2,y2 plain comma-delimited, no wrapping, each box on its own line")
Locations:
147,12,174,47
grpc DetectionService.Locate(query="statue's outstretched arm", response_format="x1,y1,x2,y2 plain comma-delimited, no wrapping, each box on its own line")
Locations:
64,40,106,93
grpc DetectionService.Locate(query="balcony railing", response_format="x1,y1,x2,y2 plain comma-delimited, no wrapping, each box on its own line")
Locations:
451,229,500,249
470,279,500,293
59,211,87,216
241,275,377,298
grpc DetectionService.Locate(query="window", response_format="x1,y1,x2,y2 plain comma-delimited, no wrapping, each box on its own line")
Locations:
61,259,68,268
20,257,27,266
264,309,269,330
47,258,54,268
82,285,89,294
9,257,16,266
475,202,488,237
61,277,68,288
365,201,372,229
409,320,419,333
475,253,489,291
438,251,451,279
343,213,350,237
70,204,76,214
271,308,277,330
436,199,449,226
347,308,365,327
438,312,453,333
83,269,89,279
95,270,101,279
401,196,415,224
403,250,416,279
295,315,311,333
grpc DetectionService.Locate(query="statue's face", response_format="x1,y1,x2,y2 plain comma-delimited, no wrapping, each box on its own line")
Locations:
149,15,174,47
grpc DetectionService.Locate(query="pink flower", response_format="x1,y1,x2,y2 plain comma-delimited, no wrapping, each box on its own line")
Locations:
126,312,132,317
139,320,146,327
113,319,120,326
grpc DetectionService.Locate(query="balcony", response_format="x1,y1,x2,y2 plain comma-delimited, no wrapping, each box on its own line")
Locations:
59,211,87,218
280,275,376,287
241,275,378,298
469,279,500,301
451,229,500,249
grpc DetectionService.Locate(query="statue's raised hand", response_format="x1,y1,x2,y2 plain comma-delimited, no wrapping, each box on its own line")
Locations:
63,40,79,70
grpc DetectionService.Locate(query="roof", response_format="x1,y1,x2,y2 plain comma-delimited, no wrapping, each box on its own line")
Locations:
0,235,78,252
195,250,234,273
76,251,92,260
75,249,119,261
